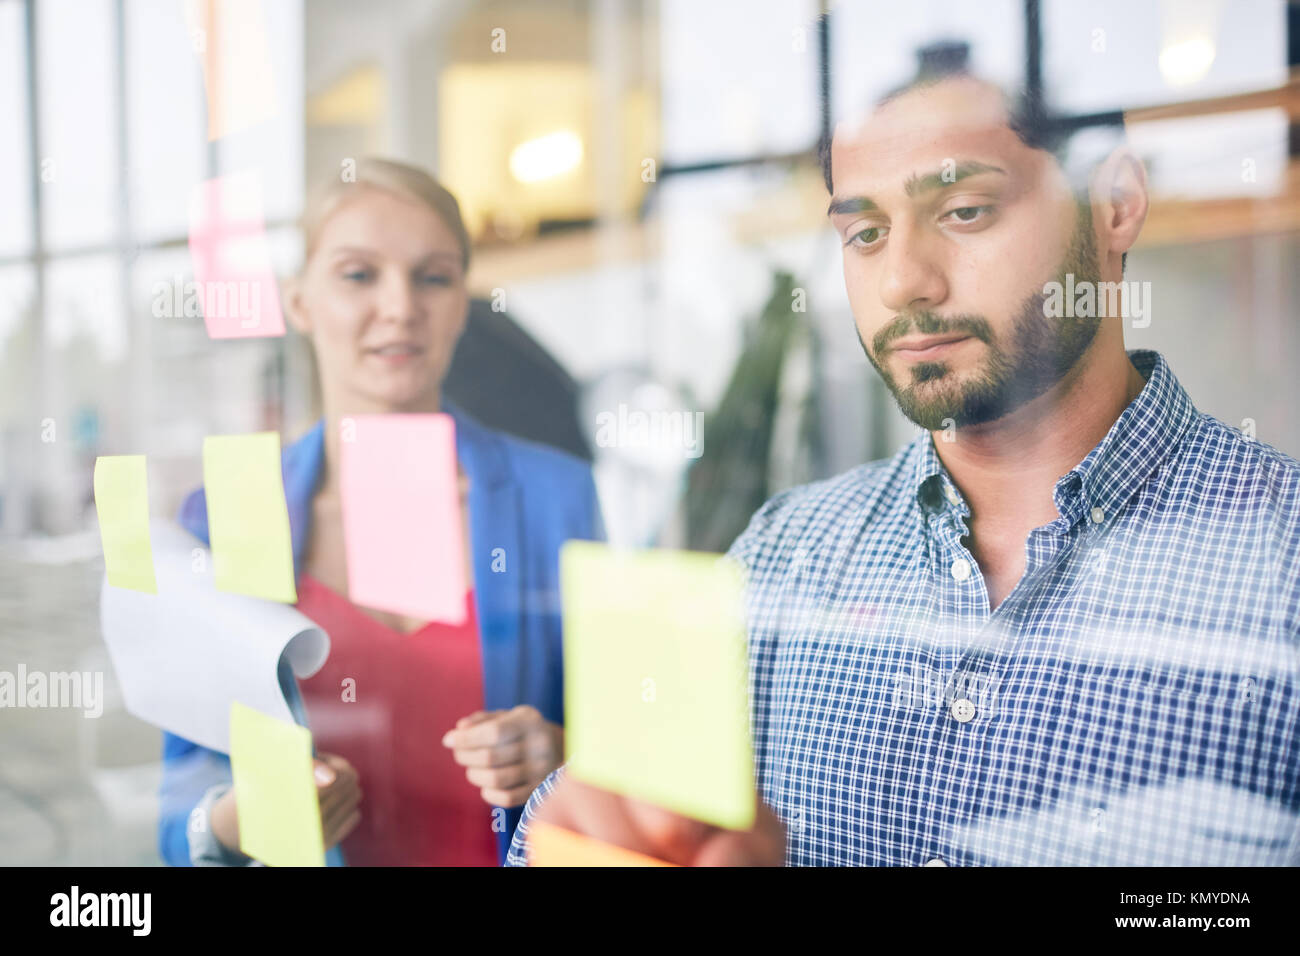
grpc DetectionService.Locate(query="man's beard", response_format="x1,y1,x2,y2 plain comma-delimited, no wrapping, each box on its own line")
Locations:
860,203,1103,432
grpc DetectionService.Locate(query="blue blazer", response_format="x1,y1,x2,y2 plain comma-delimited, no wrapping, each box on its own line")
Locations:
158,403,603,866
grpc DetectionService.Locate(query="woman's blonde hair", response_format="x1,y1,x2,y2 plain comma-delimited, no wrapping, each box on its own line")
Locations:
299,157,472,272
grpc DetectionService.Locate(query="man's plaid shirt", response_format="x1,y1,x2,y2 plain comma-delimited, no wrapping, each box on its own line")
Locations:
508,350,1300,865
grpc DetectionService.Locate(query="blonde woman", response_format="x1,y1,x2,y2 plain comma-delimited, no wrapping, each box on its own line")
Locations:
159,159,602,866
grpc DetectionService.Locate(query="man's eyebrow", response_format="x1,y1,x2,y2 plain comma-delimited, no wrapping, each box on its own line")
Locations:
826,162,1006,217
903,161,1006,197
827,196,880,217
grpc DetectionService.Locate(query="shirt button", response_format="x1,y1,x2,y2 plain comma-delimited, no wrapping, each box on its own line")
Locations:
950,698,977,723
1090,506,1105,524
950,558,971,581
923,858,948,867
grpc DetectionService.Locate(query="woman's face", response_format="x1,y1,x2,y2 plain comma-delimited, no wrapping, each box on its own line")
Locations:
288,186,469,414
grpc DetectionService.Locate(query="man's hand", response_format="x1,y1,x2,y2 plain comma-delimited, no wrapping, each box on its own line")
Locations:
531,775,786,866
442,705,563,807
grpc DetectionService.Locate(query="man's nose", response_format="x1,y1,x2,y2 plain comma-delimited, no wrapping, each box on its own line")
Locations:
877,223,948,314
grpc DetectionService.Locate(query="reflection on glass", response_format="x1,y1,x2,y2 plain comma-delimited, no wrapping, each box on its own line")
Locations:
661,0,820,165
0,2,33,258
45,255,124,361
126,0,208,243
830,0,1021,128
37,0,120,251
1043,0,1285,113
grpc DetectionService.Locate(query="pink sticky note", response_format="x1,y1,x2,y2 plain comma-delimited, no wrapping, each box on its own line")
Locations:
187,170,286,339
339,414,467,625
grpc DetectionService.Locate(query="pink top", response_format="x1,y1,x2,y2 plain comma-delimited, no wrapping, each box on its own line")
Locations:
294,573,498,866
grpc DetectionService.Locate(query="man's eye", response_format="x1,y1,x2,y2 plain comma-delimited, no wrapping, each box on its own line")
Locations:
847,226,885,248
342,269,373,282
418,274,452,286
944,205,992,224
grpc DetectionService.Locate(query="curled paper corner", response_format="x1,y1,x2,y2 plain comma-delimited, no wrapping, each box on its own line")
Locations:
99,517,332,754
283,625,329,680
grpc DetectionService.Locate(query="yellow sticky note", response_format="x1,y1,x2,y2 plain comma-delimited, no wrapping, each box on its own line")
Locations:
203,432,297,603
93,455,157,594
529,821,675,867
228,701,324,867
561,541,755,830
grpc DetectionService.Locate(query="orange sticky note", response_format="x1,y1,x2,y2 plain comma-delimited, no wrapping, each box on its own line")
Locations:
186,0,277,141
339,414,466,624
528,822,676,867
188,170,286,339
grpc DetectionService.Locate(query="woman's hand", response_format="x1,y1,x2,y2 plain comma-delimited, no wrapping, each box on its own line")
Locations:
314,753,364,848
442,705,563,807
211,751,363,854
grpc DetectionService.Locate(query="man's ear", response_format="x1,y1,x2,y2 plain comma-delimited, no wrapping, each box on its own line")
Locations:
282,274,312,336
1089,146,1149,269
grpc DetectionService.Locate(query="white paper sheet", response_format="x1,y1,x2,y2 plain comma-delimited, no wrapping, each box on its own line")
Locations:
99,519,329,754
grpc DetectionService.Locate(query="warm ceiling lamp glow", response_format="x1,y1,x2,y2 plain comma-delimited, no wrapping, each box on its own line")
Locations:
509,130,584,183
1159,36,1216,87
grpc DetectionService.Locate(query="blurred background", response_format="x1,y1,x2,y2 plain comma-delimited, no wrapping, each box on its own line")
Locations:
0,0,1296,864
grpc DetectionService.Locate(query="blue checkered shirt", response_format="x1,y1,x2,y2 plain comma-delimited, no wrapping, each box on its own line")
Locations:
509,350,1300,866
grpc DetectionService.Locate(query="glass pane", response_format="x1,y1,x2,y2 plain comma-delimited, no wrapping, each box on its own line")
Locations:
132,243,203,360
131,228,294,464
0,264,37,419
131,244,209,515
36,0,121,251
215,0,304,225
45,254,125,362
126,0,208,243
0,265,37,536
39,255,124,533
264,222,303,279
1130,109,1289,200
0,1,32,257
661,0,820,166
830,0,1023,129
1043,0,1286,114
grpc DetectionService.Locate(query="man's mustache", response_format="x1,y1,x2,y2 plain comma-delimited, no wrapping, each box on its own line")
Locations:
872,311,995,355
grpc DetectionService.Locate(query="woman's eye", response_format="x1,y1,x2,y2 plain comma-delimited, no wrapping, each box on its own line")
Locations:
418,274,452,287
342,269,373,283
944,205,992,224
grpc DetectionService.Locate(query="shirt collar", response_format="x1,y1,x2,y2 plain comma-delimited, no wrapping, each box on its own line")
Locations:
912,350,1198,529
1060,349,1197,526
914,434,967,522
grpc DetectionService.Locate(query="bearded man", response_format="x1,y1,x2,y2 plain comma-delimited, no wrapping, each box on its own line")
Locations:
505,66,1300,867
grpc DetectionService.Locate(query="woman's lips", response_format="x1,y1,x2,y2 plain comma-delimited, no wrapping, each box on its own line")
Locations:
890,335,973,361
367,344,425,365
